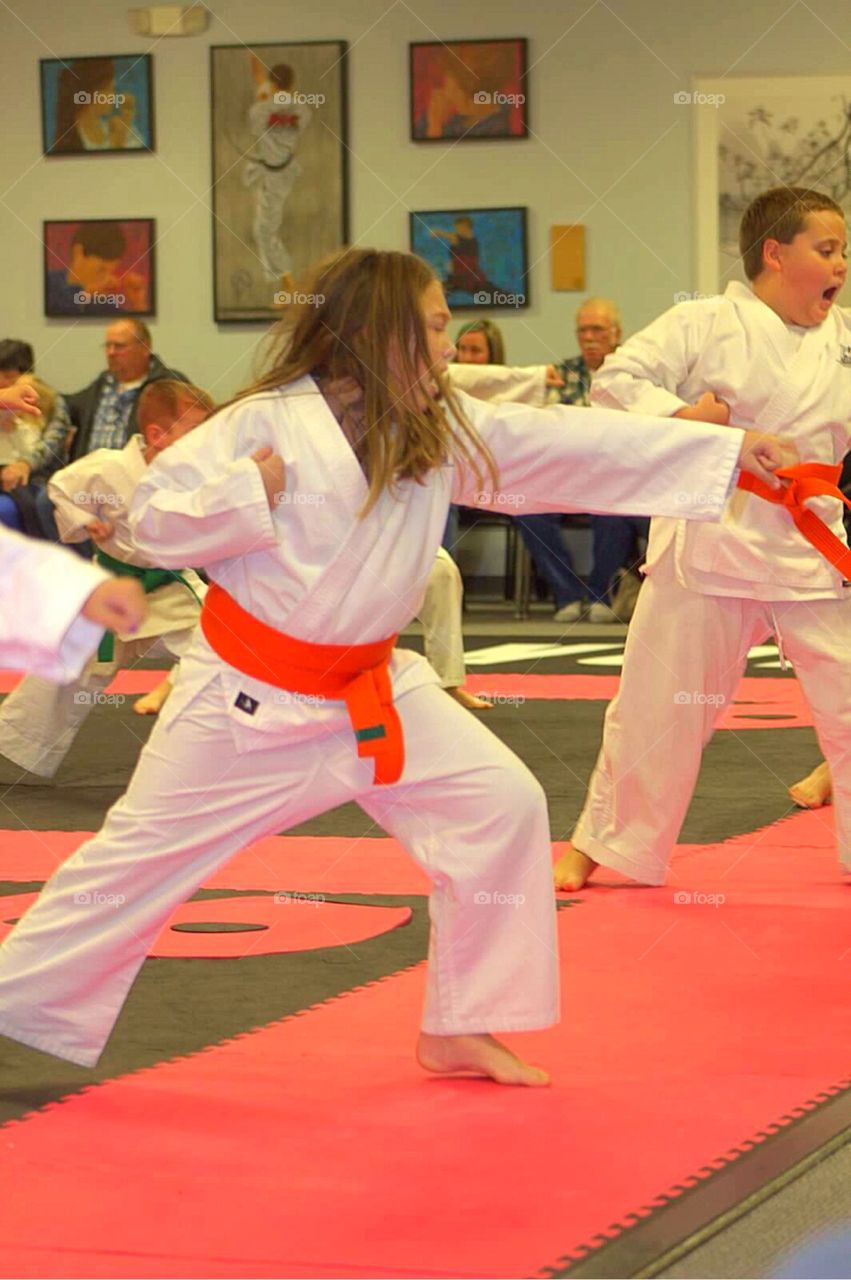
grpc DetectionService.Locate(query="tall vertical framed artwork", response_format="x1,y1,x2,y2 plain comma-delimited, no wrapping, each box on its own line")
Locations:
40,55,154,155
410,38,528,141
693,76,851,294
210,41,349,322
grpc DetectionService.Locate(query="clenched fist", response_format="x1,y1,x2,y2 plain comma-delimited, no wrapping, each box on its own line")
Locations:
82,578,146,634
674,391,731,425
252,446,286,509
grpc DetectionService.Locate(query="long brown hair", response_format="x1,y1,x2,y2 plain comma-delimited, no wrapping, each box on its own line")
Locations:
237,248,498,515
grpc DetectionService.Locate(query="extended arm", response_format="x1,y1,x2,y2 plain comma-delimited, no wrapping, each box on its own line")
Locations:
446,363,548,407
449,391,794,519
0,527,109,680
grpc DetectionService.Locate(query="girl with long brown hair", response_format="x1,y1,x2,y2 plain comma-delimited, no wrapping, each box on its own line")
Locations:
0,248,794,1086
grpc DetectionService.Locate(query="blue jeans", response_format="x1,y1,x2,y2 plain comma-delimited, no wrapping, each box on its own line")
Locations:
515,514,584,608
0,494,22,530
587,515,650,603
442,504,461,553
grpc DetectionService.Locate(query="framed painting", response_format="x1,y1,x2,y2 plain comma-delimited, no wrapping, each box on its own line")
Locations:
40,54,154,155
410,206,529,309
693,75,851,294
210,41,349,322
44,219,156,317
410,38,527,141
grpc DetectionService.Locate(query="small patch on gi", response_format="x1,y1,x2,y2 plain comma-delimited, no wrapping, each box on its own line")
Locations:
235,691,260,715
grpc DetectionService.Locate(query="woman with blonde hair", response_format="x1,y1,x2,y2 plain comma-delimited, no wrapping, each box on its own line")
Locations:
0,248,793,1086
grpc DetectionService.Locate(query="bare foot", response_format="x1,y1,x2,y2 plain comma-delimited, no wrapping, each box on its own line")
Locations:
416,1031,549,1086
133,677,173,716
553,844,598,891
447,686,493,711
789,760,832,809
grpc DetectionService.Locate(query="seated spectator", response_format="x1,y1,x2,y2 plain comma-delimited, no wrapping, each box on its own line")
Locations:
37,319,188,545
553,297,650,622
67,319,188,460
453,319,586,622
0,339,73,535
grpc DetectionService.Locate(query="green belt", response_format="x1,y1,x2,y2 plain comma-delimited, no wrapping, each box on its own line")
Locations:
95,548,203,662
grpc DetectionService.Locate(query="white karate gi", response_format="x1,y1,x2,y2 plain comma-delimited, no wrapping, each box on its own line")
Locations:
0,378,746,1067
417,547,465,687
0,526,107,681
0,437,205,778
575,282,851,883
446,363,548,407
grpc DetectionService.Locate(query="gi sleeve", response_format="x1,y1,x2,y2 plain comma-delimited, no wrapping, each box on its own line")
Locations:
129,410,278,567
447,389,742,521
48,452,110,542
0,527,108,681
590,303,710,417
446,363,548,407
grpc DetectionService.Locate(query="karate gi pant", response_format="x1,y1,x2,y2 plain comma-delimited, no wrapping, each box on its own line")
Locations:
573,549,851,883
0,630,193,779
0,675,558,1067
417,548,465,688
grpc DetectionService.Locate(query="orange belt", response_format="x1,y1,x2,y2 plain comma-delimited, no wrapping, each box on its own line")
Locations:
200,582,404,786
737,463,851,579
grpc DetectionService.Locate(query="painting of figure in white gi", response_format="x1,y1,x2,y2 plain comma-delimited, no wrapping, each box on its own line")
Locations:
243,56,312,283
211,41,348,321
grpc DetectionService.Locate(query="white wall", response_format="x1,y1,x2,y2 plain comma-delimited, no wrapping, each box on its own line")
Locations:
2,0,849,400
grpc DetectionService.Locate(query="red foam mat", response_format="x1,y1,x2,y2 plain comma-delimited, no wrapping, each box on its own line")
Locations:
1,820,849,1279
1,806,838,897
0,671,812,728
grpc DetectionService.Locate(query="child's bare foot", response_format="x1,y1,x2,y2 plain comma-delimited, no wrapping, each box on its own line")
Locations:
133,678,172,716
553,844,598,891
789,760,832,809
416,1031,549,1086
447,686,493,711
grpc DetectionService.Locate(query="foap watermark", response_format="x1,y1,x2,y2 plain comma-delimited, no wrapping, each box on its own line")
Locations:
273,90,326,106
674,490,719,508
473,90,526,106
273,891,326,907
673,890,726,907
74,291,126,307
74,490,124,508
274,490,326,506
673,691,726,707
73,691,126,707
73,90,126,106
473,890,526,907
473,290,525,308
273,290,325,307
673,90,725,108
474,491,526,508
673,291,718,304
474,693,526,707
273,690,326,708
74,891,126,907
